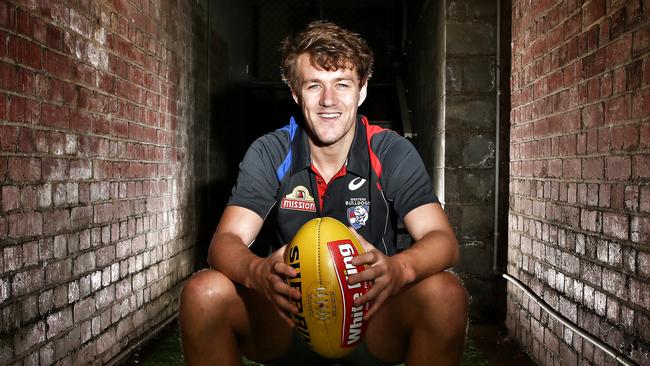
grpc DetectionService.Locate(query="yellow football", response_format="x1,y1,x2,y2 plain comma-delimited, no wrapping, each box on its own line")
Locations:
284,217,371,359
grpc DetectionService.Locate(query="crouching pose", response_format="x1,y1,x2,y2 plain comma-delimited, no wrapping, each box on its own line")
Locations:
180,20,468,366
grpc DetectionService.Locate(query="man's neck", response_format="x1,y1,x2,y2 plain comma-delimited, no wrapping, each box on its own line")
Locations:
309,126,356,183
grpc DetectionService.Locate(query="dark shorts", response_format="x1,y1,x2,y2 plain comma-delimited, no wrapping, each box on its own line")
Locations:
262,335,401,366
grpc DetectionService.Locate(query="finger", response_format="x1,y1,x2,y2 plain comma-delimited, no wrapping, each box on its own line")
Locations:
348,266,377,285
274,293,300,315
273,278,302,300
353,280,383,307
351,251,376,266
349,227,375,252
364,291,390,320
276,308,296,328
273,261,297,278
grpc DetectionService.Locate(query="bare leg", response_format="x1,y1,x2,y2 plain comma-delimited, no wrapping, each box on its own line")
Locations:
365,271,468,365
179,269,294,366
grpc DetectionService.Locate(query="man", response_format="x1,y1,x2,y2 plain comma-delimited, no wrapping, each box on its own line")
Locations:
180,21,468,365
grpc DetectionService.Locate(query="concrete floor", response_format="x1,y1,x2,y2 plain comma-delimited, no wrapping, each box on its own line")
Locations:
122,319,535,365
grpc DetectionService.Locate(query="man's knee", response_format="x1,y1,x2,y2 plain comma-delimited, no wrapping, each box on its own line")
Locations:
411,272,468,332
180,269,239,319
415,272,467,305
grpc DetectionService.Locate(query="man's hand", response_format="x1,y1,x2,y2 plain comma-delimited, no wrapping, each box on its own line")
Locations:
249,245,302,327
347,229,410,320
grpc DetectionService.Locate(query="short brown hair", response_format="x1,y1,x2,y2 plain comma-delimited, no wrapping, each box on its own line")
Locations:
280,20,374,90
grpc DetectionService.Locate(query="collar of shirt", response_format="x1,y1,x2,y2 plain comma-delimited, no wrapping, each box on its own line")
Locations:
288,115,371,179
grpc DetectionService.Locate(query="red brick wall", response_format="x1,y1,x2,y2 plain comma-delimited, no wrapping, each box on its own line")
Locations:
0,0,197,363
509,0,650,364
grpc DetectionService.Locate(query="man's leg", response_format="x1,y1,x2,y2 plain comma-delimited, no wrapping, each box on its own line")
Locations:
179,269,294,365
364,271,468,365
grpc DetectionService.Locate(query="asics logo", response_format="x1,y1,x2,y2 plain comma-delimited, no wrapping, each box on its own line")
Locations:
348,177,366,191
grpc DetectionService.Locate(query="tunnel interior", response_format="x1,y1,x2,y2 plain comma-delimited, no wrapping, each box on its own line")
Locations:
193,0,510,324
195,0,424,260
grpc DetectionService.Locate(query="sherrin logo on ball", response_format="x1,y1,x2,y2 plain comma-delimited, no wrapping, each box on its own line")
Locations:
284,217,372,359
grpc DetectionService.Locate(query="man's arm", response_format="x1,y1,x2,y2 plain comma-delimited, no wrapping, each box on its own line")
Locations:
208,205,301,325
393,202,459,284
349,202,459,319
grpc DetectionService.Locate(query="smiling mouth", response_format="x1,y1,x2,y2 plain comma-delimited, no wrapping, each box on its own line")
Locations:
318,112,342,119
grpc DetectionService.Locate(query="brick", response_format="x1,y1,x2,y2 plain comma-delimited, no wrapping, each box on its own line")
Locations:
14,321,45,355
605,155,631,180
53,234,66,258
605,94,631,125
0,1,14,29
560,158,580,179
7,157,40,182
631,216,650,243
7,212,43,238
43,50,72,80
12,267,44,297
2,185,20,212
582,49,605,78
46,308,72,340
632,154,650,178
71,206,93,229
42,209,70,236
42,158,69,181
602,212,629,240
0,93,6,120
0,62,16,91
73,297,95,323
7,36,42,70
20,185,38,210
40,103,69,129
73,252,96,276
633,25,650,56
17,127,35,153
630,278,650,309
613,67,626,95
641,186,650,212
70,160,92,180
642,123,650,148
633,88,650,119
52,182,66,207
45,259,71,286
582,103,603,128
583,0,606,27
581,209,602,233
625,185,639,211
582,157,604,179
639,251,650,278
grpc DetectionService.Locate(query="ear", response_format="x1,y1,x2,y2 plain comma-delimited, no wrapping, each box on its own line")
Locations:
358,81,368,106
291,88,300,104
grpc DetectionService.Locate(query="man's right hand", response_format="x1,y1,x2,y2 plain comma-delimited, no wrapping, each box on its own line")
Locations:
249,245,302,327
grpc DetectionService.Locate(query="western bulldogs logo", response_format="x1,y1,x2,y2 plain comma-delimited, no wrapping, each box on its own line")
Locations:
347,205,369,229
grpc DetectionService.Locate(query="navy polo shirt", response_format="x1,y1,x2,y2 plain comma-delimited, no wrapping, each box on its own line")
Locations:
228,115,438,256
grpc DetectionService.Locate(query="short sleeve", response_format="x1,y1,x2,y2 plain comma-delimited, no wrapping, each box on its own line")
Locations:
228,134,286,219
379,137,438,218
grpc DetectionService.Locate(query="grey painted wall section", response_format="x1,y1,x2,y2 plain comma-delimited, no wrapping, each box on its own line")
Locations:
408,0,499,321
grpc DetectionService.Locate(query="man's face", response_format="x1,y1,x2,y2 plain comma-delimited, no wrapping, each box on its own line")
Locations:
291,53,367,147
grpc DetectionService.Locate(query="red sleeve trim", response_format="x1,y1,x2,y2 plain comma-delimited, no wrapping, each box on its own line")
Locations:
361,116,385,190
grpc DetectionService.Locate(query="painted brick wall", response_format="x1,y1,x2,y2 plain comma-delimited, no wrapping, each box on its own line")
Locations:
508,0,650,365
0,0,198,364
444,0,500,321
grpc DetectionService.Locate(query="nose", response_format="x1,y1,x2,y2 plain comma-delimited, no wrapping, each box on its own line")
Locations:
320,85,337,107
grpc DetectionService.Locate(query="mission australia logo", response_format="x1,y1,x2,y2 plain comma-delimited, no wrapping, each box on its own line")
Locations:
281,185,316,212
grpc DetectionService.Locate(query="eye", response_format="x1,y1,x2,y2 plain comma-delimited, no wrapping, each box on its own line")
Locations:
306,84,321,90
336,83,350,89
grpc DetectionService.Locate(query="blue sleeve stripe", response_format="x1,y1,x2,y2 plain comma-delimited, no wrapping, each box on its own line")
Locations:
275,116,297,181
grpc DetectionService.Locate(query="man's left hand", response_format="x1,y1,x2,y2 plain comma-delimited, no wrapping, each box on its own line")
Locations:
347,228,409,320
